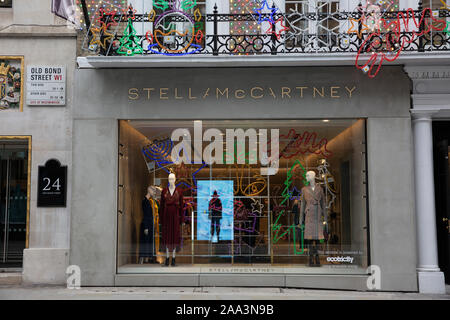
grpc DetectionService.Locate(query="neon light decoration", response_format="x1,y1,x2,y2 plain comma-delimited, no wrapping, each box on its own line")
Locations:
275,129,333,159
117,18,144,56
355,8,447,78
254,0,277,24
265,17,289,40
271,159,308,254
154,0,170,11
181,0,197,11
233,164,267,197
75,0,127,30
142,137,207,188
146,0,204,56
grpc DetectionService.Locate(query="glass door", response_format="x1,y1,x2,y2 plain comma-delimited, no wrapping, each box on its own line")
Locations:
0,140,29,268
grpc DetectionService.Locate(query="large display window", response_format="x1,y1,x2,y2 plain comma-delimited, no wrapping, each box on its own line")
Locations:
117,119,368,272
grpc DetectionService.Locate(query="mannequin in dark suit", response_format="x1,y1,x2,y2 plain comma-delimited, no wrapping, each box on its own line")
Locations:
139,186,155,263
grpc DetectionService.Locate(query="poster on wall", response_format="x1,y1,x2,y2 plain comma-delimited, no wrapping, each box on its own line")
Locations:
197,180,234,242
0,56,24,111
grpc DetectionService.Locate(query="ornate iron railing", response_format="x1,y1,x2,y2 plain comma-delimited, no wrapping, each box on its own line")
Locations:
81,4,450,57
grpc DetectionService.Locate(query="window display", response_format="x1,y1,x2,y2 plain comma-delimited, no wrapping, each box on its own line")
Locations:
117,119,368,271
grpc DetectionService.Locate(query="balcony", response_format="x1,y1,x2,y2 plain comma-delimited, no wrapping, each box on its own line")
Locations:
76,2,450,75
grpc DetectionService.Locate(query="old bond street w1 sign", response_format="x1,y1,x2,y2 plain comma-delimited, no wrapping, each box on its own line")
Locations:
26,66,66,105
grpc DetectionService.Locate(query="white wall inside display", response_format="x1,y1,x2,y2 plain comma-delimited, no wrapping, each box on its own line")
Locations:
26,66,66,106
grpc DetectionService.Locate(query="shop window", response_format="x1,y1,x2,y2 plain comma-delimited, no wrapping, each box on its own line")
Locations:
0,0,12,8
117,119,368,272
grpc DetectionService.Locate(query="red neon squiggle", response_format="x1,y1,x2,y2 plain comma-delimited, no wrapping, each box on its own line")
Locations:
355,8,446,78
279,129,333,159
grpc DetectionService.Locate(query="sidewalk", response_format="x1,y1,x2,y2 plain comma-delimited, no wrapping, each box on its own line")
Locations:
0,285,449,300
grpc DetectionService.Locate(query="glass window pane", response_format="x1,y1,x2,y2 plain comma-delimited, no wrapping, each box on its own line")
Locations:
117,119,368,272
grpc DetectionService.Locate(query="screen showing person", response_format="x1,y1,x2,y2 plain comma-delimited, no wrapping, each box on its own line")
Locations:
197,180,234,242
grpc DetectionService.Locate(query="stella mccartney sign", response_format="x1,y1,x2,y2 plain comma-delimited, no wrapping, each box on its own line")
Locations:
128,85,357,101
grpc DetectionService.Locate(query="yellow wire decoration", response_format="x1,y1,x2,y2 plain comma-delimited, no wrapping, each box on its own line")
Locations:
323,173,337,194
233,164,267,196
148,9,156,22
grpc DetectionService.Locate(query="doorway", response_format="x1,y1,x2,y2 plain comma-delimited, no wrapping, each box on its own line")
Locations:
0,137,30,268
433,122,450,284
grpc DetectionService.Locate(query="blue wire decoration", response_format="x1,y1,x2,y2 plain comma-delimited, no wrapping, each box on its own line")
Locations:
254,0,277,24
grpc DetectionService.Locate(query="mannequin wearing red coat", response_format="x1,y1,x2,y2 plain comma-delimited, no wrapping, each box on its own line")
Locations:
160,173,183,266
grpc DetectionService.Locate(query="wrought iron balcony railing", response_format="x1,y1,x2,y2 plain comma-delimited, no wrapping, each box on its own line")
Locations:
80,4,450,59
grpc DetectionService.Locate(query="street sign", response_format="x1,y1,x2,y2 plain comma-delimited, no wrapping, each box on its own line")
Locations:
26,66,66,106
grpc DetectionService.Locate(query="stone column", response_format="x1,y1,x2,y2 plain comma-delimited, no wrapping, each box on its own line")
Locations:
412,112,446,294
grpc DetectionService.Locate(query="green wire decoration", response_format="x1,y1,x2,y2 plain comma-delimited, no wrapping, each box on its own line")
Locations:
271,159,308,254
153,0,170,11
117,18,144,56
181,0,197,11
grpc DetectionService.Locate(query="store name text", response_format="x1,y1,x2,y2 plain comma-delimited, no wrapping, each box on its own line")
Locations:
128,86,357,101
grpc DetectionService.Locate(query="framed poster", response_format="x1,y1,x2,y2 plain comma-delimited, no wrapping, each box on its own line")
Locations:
0,56,24,112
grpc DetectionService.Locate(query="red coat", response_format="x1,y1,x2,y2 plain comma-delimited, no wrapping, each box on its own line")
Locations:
160,187,183,251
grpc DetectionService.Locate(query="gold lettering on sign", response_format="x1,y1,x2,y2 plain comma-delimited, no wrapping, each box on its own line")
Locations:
250,87,263,99
268,87,276,98
330,86,340,98
128,88,139,100
160,88,169,99
188,88,197,100
174,88,183,99
127,85,357,100
216,88,229,99
295,86,308,98
235,89,246,99
313,87,325,98
143,88,154,100
203,88,210,99
281,87,291,99
345,86,356,98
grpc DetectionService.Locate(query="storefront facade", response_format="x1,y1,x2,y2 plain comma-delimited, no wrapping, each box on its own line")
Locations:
70,65,418,291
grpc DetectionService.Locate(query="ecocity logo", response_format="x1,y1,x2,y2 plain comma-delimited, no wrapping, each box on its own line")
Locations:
327,256,354,263
326,256,354,263
171,120,280,175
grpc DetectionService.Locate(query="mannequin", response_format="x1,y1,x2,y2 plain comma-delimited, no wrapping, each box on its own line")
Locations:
300,170,328,266
139,186,156,264
160,173,184,266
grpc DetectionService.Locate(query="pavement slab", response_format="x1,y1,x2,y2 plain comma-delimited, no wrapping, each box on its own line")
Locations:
0,285,449,300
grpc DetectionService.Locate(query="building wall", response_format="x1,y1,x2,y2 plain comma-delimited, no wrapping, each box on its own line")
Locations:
71,66,417,290
0,0,77,284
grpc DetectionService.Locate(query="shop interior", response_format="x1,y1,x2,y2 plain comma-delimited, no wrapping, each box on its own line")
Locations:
117,119,368,272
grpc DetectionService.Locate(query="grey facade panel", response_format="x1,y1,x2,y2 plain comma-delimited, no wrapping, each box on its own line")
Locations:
73,66,411,120
367,117,418,291
199,274,285,287
115,274,199,286
71,66,416,290
70,119,118,286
